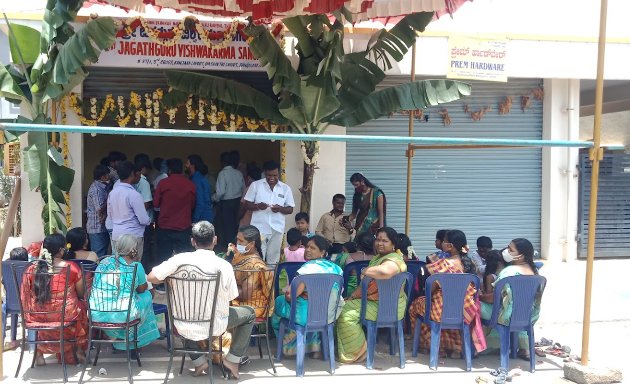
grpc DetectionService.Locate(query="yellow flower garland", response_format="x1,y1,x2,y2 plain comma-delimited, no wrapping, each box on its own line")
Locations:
60,99,72,228
67,89,288,133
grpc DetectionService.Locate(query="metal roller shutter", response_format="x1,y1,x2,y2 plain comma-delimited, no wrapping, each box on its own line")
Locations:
346,77,543,254
578,149,630,258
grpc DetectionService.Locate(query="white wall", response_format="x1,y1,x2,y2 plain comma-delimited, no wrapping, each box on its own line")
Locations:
541,79,581,262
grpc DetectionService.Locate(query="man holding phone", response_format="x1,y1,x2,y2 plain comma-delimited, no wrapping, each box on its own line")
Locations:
243,160,295,264
315,194,355,252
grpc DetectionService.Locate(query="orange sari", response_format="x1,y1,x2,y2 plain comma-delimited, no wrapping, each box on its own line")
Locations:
408,258,485,354
231,253,272,319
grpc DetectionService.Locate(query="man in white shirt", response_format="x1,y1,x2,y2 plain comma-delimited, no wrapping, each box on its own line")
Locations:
243,160,295,264
148,221,254,379
213,151,245,248
134,155,155,269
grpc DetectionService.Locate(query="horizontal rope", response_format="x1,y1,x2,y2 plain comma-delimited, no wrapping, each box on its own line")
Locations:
1,122,595,148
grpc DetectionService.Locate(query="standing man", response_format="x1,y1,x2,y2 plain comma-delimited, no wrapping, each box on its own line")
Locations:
315,194,354,250
106,151,127,189
86,164,111,258
107,161,150,258
214,151,245,248
135,155,155,270
243,160,294,264
147,221,254,378
186,154,214,224
154,158,196,264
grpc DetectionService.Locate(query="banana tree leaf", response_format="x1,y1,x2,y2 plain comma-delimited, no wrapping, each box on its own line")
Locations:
299,79,340,128
42,183,67,205
48,146,65,166
244,23,301,99
339,12,434,108
44,17,117,102
8,23,41,65
283,14,334,77
41,8,65,52
0,65,26,103
330,80,471,127
165,71,288,125
49,160,75,191
24,131,49,190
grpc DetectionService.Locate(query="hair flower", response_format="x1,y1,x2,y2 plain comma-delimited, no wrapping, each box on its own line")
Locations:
461,245,470,253
66,243,72,249
40,248,54,272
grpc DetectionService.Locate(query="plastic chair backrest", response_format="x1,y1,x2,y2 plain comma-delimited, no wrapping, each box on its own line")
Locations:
533,261,544,270
360,272,413,324
2,260,29,313
289,273,343,330
342,260,370,295
87,263,137,324
233,266,275,318
16,262,72,326
165,265,221,334
405,260,427,301
488,275,546,329
425,273,480,327
273,262,304,298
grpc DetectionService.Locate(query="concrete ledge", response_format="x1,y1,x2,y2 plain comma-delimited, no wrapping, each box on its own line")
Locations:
564,362,623,384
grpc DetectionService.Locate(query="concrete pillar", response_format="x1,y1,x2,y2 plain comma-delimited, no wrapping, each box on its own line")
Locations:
541,78,580,262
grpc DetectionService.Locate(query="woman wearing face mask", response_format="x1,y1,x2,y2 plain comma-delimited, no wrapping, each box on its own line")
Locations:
348,173,386,236
271,235,344,357
408,229,486,358
480,238,540,360
229,225,272,318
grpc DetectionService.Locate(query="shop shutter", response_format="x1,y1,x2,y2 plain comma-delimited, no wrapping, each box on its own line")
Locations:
82,67,274,99
346,77,543,254
578,149,630,258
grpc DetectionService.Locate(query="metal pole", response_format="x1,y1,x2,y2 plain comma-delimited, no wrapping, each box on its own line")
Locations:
581,0,608,366
405,43,416,235
0,174,21,378
0,122,594,148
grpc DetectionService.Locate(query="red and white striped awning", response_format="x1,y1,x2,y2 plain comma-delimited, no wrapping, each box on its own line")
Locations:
88,0,469,22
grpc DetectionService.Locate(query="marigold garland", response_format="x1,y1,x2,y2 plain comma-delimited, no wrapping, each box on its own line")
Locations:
115,16,284,50
59,100,72,228
67,89,287,134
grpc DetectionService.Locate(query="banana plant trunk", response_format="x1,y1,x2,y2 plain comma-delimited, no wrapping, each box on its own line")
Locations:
299,141,318,214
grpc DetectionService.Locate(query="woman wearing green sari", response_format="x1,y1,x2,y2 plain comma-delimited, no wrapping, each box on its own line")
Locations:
335,227,407,363
349,173,386,236
480,238,542,360
90,235,160,351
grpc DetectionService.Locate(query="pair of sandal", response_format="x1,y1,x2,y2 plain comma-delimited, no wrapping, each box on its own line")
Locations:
545,342,571,358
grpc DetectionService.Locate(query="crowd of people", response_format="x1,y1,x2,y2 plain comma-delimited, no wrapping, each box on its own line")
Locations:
4,164,543,379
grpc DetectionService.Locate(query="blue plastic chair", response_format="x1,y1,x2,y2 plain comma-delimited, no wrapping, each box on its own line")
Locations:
276,273,343,377
412,273,480,371
1,260,29,341
360,272,413,369
72,259,98,273
152,303,171,351
404,261,427,332
533,261,544,270
482,275,547,372
342,260,370,298
273,262,304,298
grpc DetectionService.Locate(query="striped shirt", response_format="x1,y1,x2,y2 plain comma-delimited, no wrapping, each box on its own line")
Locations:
86,180,108,234
151,249,238,340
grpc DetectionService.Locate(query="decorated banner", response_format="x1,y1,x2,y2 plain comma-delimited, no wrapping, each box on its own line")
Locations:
447,36,508,82
95,17,280,71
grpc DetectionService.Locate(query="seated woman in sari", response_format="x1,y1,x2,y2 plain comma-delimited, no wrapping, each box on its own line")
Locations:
348,173,386,236
90,234,160,351
408,229,485,357
230,225,272,318
480,238,541,360
336,227,407,363
21,234,88,366
272,235,344,357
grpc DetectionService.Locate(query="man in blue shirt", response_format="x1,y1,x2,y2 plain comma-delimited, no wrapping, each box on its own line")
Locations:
86,165,110,257
186,155,214,224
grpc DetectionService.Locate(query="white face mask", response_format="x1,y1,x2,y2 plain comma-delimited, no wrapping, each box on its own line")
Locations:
236,244,249,254
502,248,517,263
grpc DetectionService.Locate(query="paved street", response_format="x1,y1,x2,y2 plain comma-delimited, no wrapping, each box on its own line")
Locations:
1,257,628,383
